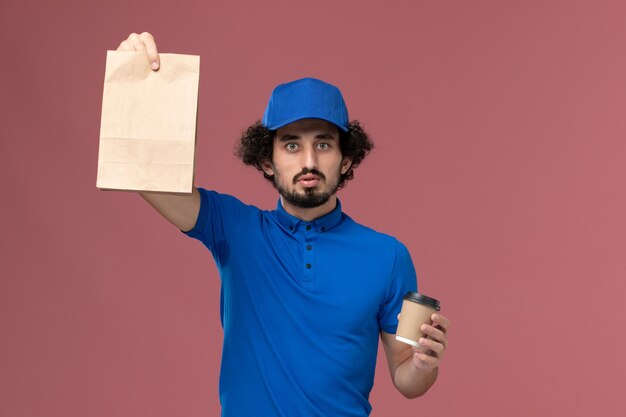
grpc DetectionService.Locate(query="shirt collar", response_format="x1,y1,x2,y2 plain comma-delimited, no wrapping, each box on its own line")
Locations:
275,198,344,233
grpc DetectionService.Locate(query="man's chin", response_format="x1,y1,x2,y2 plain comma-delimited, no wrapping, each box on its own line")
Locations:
280,189,332,209
292,184,324,198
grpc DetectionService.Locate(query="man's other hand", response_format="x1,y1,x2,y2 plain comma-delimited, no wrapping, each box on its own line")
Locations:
410,312,450,372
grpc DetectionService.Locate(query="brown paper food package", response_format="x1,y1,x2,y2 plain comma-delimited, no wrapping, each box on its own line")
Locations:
97,50,200,194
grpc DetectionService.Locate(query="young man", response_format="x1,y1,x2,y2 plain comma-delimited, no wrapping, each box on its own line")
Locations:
116,32,450,417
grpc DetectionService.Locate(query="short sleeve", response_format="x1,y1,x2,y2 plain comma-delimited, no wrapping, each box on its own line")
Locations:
181,188,252,264
378,240,418,334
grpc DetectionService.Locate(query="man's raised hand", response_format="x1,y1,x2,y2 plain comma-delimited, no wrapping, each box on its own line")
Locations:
117,32,160,71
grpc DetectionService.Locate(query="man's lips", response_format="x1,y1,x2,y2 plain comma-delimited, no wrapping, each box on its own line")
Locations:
297,174,321,187
298,174,320,181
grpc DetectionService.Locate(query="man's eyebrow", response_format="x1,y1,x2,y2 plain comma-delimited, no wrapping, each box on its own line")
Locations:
316,132,338,139
278,134,300,141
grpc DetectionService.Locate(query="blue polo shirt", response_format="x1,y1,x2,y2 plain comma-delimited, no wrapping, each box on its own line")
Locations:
184,188,417,417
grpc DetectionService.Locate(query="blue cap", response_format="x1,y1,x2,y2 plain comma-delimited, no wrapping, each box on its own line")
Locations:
262,77,349,132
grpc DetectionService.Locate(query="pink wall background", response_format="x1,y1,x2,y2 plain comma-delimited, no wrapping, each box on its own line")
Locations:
2,0,625,416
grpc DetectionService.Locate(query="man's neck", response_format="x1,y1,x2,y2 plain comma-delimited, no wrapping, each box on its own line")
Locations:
280,195,338,222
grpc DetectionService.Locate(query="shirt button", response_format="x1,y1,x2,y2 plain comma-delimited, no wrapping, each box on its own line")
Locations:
306,245,312,250
321,227,326,232
289,225,293,230
306,263,312,269
306,225,311,231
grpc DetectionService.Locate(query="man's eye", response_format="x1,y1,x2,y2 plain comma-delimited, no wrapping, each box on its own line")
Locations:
286,143,298,151
317,142,330,150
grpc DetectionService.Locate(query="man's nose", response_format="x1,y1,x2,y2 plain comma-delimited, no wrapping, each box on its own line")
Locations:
301,145,318,169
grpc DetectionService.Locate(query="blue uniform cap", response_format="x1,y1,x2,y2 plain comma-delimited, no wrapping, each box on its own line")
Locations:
262,77,349,132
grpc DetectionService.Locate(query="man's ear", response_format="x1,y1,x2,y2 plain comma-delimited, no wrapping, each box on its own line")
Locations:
341,157,352,175
261,160,274,177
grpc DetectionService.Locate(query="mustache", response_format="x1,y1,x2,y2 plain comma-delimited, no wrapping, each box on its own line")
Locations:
293,168,326,184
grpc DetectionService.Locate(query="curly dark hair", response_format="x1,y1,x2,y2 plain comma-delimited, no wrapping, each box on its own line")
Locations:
235,120,373,189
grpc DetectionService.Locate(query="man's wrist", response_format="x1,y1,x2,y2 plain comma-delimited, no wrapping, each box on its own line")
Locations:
394,356,439,399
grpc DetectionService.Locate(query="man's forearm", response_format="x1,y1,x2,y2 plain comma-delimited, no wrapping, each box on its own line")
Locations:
393,357,438,399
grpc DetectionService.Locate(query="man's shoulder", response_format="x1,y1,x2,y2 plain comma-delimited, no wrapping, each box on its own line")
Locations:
196,187,269,221
341,214,404,249
339,215,414,276
198,187,261,209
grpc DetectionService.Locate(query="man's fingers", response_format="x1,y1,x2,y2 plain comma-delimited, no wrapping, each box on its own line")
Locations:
432,313,450,333
117,39,133,51
421,324,447,348
411,343,429,355
140,32,160,70
413,352,439,370
418,337,444,357
117,33,144,52
127,33,146,51
116,32,160,71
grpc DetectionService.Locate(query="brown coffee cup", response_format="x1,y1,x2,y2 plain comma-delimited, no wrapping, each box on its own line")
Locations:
396,292,441,347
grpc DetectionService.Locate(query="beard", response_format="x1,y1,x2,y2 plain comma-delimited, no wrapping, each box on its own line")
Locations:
272,166,341,209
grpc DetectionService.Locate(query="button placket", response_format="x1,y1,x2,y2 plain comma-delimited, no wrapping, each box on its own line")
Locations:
302,231,315,282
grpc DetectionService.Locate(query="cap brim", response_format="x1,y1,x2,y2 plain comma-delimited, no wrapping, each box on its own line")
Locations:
266,115,349,132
